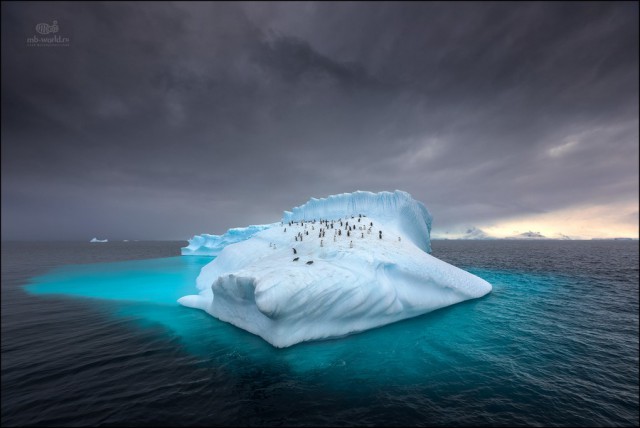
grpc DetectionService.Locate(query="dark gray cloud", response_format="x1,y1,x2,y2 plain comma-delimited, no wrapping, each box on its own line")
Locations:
1,1,638,240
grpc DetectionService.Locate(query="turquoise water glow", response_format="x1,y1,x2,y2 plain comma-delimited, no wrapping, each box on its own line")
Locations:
25,256,212,305
24,256,519,378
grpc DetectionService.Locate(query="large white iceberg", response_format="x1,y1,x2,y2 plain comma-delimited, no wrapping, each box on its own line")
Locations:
179,190,491,348
89,237,108,243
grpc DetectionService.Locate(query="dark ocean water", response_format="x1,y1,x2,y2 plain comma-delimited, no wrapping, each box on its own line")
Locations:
1,240,638,426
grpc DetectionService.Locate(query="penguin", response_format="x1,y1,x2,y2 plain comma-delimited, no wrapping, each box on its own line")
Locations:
293,248,297,254
347,230,350,237
350,241,353,248
293,257,299,261
306,261,314,265
320,239,323,247
379,230,382,239
370,222,373,227
284,228,287,232
361,232,364,238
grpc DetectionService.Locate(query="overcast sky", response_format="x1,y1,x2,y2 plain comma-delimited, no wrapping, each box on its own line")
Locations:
1,1,638,240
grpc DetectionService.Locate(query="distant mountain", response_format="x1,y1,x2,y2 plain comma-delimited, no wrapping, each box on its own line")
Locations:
434,229,596,241
431,227,496,240
459,227,495,240
505,231,547,239
592,237,638,241
553,233,572,240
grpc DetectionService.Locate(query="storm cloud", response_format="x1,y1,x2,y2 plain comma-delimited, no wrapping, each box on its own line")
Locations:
1,1,638,240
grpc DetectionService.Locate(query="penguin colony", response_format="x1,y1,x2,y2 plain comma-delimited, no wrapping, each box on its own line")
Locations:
271,214,402,265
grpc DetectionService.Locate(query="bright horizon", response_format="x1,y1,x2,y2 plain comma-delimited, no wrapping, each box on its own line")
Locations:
435,200,639,240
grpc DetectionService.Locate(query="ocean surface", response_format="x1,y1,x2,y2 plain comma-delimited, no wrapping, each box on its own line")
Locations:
1,240,638,426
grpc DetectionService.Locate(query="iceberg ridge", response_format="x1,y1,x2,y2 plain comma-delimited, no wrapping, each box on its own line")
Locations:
182,224,276,256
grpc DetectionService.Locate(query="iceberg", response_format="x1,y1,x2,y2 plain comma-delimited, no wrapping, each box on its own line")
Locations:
179,190,492,348
89,237,108,243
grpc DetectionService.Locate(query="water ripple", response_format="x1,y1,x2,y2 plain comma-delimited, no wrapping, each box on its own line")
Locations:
1,240,638,426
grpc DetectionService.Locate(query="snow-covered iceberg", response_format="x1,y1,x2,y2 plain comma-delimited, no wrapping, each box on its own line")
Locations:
89,237,108,243
179,190,491,348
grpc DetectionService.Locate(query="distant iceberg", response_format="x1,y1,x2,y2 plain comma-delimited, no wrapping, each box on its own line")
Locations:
89,237,108,243
179,191,492,348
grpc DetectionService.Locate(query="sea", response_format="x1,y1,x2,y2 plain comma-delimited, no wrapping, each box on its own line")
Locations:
1,240,638,426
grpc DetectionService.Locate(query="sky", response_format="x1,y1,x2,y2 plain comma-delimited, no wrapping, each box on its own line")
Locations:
1,1,638,240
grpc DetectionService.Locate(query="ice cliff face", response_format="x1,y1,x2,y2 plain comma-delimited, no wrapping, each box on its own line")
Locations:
178,191,491,348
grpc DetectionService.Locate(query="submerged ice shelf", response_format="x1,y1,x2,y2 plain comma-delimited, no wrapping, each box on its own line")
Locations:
179,190,492,348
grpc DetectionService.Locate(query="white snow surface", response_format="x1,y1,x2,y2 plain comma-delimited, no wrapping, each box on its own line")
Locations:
178,190,492,348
